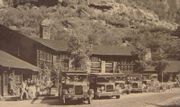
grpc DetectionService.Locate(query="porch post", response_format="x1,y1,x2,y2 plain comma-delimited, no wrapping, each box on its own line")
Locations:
101,61,105,73
0,68,2,97
113,62,117,73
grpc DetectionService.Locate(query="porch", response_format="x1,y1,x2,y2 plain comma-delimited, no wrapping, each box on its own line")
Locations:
0,50,39,98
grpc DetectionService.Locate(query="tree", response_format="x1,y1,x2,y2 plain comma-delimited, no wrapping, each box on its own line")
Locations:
67,30,92,72
154,60,169,82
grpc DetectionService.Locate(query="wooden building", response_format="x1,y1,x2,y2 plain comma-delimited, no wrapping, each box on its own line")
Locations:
0,50,38,97
0,25,136,75
164,61,180,82
91,45,136,74
142,65,157,80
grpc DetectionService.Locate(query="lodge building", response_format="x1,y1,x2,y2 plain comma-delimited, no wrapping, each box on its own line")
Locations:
0,25,136,74
0,24,136,97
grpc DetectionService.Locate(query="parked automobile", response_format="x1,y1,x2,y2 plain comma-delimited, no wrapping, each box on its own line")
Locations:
114,74,131,94
90,73,121,99
126,74,143,93
142,80,152,92
59,72,93,104
130,81,143,93
115,80,131,94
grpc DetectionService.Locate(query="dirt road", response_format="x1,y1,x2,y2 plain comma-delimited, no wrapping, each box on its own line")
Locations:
0,88,180,107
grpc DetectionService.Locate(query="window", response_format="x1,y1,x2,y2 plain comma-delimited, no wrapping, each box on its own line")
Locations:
37,49,53,70
91,56,100,62
56,54,69,70
105,61,113,73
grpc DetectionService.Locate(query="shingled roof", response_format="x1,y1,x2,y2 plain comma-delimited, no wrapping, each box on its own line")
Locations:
144,65,156,72
0,50,39,71
164,61,180,73
32,38,133,56
93,45,133,56
32,38,68,52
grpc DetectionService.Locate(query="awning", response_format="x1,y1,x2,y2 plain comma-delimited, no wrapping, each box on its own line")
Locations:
0,50,39,71
144,66,156,72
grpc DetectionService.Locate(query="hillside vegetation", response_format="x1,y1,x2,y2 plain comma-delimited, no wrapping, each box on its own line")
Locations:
0,0,180,60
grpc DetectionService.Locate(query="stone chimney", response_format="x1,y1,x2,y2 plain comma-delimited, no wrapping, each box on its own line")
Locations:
40,18,54,40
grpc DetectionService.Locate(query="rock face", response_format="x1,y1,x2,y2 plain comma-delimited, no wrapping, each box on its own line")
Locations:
89,0,115,7
167,0,180,10
0,0,4,7
89,1,178,30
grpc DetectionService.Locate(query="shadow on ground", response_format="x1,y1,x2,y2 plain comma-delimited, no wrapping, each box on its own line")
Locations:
146,102,180,107
93,96,119,101
2,96,21,101
34,96,90,106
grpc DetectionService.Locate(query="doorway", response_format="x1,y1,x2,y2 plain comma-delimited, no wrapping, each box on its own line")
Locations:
0,73,2,96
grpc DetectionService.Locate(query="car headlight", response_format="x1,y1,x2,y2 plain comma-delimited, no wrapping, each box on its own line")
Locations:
101,86,105,91
68,88,74,93
97,88,101,92
84,88,88,92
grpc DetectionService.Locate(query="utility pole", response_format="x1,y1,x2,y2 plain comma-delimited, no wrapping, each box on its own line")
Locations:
162,71,164,83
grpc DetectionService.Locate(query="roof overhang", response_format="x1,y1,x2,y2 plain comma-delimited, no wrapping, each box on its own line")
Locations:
0,50,39,72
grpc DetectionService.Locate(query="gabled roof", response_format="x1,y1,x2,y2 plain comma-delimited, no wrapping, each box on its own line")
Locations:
93,45,133,56
32,38,68,52
144,65,156,72
32,38,133,56
164,61,180,73
0,50,39,71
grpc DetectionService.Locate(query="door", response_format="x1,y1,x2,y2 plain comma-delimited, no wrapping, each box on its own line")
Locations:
3,73,9,96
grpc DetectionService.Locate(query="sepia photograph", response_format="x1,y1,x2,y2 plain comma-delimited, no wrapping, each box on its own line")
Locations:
0,0,180,107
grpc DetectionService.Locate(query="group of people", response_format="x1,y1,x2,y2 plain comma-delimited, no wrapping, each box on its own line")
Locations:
20,79,36,100
20,79,53,100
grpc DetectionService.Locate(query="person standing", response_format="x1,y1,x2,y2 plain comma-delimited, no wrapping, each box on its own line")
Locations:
35,79,40,96
46,79,53,95
20,80,29,100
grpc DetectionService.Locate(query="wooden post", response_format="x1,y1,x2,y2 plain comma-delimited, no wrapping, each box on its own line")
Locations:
101,61,105,73
0,71,2,97
162,72,164,83
113,62,117,73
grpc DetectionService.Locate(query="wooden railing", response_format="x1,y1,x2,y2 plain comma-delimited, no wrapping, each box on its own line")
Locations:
91,62,101,73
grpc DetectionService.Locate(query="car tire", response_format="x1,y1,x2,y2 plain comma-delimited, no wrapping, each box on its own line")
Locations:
94,95,99,99
88,97,91,104
62,96,66,104
116,95,120,99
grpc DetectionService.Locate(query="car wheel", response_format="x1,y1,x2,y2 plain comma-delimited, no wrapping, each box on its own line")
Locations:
94,95,99,99
62,96,66,104
88,97,91,104
116,95,120,99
